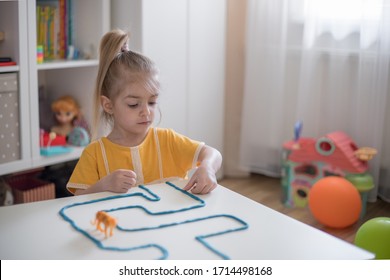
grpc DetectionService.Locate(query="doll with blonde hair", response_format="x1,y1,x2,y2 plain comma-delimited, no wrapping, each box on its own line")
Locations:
67,29,222,196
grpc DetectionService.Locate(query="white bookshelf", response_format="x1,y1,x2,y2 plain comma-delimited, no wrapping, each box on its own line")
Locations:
0,0,110,176
0,0,31,175
36,59,99,70
0,65,20,73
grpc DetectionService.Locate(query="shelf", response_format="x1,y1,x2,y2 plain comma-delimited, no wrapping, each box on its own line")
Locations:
0,0,109,177
37,59,99,70
0,145,83,176
0,65,19,73
0,159,31,177
32,146,84,168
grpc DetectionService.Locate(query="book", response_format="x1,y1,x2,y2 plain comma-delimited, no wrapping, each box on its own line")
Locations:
0,57,12,62
0,62,17,67
36,0,73,61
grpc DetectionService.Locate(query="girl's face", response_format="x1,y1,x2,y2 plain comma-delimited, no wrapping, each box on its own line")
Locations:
106,82,158,140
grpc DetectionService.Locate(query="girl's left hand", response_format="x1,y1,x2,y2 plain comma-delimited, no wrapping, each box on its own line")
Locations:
183,166,218,194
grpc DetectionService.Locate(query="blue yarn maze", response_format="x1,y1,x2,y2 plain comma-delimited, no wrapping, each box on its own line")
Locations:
59,182,249,259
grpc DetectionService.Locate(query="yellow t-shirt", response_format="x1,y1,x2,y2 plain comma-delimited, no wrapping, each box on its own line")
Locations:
66,127,204,194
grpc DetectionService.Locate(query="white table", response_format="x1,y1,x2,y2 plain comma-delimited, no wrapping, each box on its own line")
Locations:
0,180,374,260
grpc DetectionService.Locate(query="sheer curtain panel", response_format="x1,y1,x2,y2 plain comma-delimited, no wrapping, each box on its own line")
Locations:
240,0,390,202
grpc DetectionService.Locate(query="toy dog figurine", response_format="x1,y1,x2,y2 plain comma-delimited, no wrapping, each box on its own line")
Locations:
92,211,117,238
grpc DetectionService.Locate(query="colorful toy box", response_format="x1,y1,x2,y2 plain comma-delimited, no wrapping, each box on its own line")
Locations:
281,130,376,217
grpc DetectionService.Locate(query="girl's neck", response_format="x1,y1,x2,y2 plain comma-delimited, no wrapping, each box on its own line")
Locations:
107,128,150,147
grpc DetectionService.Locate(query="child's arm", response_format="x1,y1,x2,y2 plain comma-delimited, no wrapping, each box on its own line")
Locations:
183,145,222,194
74,169,137,195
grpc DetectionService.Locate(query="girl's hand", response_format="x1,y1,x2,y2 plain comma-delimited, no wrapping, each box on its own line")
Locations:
183,166,218,194
103,169,137,193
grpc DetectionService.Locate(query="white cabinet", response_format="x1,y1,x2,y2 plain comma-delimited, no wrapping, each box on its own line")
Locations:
0,0,30,175
0,0,110,176
111,0,226,154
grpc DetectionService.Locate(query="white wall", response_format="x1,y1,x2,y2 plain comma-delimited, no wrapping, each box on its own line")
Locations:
110,0,226,155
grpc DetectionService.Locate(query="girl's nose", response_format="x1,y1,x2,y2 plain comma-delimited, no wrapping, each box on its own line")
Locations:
140,103,151,116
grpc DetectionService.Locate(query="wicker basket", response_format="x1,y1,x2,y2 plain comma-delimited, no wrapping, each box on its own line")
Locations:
6,175,55,204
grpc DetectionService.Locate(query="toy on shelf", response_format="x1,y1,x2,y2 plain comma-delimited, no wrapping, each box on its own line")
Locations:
51,95,86,140
36,45,44,64
92,211,117,238
0,177,13,206
39,95,90,156
39,95,90,157
39,130,73,156
40,131,66,147
281,121,377,218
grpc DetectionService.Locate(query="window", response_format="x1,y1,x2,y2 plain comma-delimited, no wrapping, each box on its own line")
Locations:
302,0,383,48
316,137,335,156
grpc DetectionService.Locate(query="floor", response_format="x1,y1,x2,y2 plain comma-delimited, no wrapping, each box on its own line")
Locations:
218,173,390,244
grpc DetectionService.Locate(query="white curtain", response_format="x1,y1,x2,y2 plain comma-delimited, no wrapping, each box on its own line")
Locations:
240,0,390,202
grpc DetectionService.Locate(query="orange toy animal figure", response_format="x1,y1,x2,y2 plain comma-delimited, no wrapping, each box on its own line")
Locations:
92,211,117,238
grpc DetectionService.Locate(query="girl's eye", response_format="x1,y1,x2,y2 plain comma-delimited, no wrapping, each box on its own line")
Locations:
128,104,138,108
148,102,157,106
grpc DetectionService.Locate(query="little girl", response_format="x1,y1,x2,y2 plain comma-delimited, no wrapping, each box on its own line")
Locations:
66,29,222,195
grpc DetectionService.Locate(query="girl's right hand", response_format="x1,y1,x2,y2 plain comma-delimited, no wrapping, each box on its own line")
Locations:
104,169,137,193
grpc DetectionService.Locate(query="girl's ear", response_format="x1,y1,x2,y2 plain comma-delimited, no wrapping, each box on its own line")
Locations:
101,96,113,114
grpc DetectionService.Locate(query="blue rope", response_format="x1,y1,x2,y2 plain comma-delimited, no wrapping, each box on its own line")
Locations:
59,182,248,259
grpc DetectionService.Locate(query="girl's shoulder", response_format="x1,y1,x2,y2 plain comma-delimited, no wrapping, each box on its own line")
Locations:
154,127,175,135
82,137,114,154
81,138,102,154
153,127,199,144
153,127,182,142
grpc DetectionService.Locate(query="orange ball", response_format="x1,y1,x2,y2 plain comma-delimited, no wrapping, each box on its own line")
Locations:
308,176,362,228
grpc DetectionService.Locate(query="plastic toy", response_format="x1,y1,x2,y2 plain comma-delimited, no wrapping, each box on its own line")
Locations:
39,130,73,156
40,146,73,157
39,95,90,155
354,217,390,259
51,95,81,136
0,177,13,206
281,122,377,217
344,173,374,219
67,126,90,147
37,45,44,64
308,176,362,228
92,211,117,238
40,130,67,147
50,95,90,146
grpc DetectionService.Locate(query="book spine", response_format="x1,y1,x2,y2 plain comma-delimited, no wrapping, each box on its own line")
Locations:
67,0,73,49
43,6,49,60
59,0,66,59
48,7,54,60
54,6,59,59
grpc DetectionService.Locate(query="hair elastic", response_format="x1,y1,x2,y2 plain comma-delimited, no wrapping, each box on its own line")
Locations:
121,42,129,52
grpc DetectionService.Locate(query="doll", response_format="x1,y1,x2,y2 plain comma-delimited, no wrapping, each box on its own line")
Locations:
51,95,80,136
50,95,90,146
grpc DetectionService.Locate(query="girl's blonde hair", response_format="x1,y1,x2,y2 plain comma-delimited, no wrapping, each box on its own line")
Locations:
92,29,160,139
